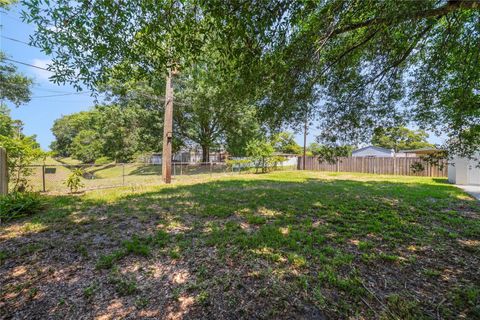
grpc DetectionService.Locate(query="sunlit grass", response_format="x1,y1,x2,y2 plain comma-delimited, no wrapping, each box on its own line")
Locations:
1,171,479,318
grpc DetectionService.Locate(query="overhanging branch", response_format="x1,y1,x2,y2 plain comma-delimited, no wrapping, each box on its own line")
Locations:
329,0,479,37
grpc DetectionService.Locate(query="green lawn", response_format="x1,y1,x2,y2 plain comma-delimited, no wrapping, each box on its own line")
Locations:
1,171,479,319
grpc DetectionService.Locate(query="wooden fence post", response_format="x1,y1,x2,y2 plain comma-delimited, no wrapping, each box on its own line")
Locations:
0,148,7,195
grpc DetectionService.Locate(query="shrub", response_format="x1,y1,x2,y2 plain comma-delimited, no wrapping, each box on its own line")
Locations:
410,161,425,173
0,192,44,223
65,168,85,193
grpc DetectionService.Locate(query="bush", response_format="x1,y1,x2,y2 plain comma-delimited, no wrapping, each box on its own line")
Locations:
94,156,112,165
0,192,44,223
65,168,85,193
410,161,425,173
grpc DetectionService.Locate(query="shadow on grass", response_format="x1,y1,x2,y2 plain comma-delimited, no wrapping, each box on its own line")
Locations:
1,175,479,319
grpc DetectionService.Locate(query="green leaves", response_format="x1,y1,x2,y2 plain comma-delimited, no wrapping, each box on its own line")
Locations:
371,126,434,153
0,54,33,106
0,111,45,191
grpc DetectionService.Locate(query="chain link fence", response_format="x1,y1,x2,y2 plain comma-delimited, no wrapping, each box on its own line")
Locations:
15,159,297,194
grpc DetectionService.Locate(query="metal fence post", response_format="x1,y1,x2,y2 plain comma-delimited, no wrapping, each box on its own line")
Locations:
42,165,46,192
210,161,213,175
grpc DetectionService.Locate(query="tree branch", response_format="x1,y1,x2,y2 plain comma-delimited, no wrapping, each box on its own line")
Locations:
329,0,479,37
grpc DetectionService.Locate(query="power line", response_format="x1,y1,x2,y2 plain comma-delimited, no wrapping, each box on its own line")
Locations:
3,57,52,72
0,11,23,23
1,35,37,48
2,81,83,94
30,91,93,99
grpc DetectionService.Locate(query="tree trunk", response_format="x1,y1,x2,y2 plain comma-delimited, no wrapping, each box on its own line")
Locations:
202,145,210,163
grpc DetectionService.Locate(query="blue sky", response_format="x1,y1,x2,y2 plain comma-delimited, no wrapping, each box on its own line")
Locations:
1,3,442,151
1,4,96,150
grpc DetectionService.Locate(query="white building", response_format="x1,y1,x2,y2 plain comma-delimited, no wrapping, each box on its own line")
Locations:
448,153,480,185
352,146,394,157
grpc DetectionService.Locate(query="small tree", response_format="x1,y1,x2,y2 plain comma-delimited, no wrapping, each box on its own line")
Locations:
246,138,274,173
0,110,44,191
65,168,84,193
0,136,44,191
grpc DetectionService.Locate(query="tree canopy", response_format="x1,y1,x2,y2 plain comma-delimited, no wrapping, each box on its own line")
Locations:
371,126,434,153
23,0,480,156
50,105,163,163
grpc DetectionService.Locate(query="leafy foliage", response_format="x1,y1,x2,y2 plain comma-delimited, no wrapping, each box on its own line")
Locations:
0,54,32,106
271,132,302,155
0,192,43,223
410,162,426,174
308,143,353,164
246,138,275,173
175,64,261,161
65,168,84,193
70,130,103,164
51,105,163,163
371,127,434,153
0,108,44,191
23,1,480,156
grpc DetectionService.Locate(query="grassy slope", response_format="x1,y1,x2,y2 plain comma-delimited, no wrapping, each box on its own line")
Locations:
1,171,479,319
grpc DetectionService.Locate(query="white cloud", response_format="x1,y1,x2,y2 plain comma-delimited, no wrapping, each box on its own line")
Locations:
31,58,53,81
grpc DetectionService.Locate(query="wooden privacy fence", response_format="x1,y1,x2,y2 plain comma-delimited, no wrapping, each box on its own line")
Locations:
0,148,7,195
298,156,448,177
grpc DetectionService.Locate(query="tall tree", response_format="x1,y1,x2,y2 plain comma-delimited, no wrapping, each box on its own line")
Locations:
50,111,99,157
371,127,434,153
175,64,259,162
50,105,164,163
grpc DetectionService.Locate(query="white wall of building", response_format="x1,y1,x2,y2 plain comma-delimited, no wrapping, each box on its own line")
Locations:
449,153,480,185
448,162,456,184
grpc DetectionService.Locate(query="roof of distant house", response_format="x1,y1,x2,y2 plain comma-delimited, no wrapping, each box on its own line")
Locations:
352,145,393,154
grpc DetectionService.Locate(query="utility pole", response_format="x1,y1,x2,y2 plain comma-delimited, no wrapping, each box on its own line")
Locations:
303,114,308,170
162,68,174,183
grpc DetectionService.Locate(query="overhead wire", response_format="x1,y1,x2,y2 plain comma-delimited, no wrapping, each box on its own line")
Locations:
1,35,38,48
3,57,52,72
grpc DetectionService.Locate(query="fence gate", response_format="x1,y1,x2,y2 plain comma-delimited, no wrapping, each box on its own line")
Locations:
0,148,7,195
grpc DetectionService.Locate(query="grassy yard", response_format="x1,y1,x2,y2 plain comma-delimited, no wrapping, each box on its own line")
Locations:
1,171,479,319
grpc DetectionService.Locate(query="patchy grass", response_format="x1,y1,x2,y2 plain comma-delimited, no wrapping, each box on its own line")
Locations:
1,171,479,319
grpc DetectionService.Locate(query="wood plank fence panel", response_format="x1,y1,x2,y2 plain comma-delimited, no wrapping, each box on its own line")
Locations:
0,148,7,195
299,156,447,177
